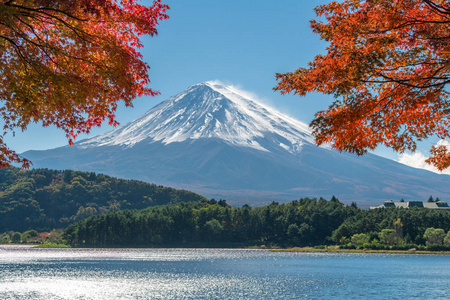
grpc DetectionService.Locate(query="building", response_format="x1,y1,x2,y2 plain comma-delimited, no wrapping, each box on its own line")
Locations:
370,200,450,210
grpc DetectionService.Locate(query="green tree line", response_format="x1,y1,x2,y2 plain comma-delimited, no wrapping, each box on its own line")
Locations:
63,198,450,248
331,207,450,245
0,168,207,232
63,197,356,247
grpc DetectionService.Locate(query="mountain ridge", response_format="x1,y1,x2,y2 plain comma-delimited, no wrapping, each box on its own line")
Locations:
22,82,450,206
78,81,316,154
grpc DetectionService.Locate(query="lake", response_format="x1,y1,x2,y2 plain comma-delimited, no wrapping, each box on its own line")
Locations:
0,245,449,299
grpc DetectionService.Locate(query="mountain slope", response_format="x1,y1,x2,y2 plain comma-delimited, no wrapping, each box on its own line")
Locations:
79,82,314,153
0,167,207,232
23,82,450,206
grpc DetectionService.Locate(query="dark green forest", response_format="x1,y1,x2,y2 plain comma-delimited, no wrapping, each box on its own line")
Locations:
63,198,450,248
0,168,207,232
63,197,353,247
3,167,450,250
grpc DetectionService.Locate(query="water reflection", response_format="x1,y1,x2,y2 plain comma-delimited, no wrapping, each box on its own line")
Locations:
0,245,449,299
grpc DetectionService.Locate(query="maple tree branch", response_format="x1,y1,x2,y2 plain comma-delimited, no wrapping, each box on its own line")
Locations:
0,28,52,78
365,75,450,89
4,2,89,22
0,34,28,63
0,0,169,168
422,0,450,16
3,2,96,44
12,16,58,65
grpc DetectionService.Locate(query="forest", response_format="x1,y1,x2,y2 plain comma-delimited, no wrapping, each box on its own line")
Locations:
62,197,450,249
0,168,206,232
63,197,352,247
3,167,450,250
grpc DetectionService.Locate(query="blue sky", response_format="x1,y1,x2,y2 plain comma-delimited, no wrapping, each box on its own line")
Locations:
3,0,441,167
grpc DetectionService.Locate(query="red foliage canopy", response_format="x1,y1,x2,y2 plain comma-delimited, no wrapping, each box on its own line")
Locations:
0,0,169,168
276,0,450,170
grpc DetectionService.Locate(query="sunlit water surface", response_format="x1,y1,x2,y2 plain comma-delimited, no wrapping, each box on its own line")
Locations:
1,245,449,299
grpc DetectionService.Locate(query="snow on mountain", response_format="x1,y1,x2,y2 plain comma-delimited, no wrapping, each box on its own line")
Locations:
22,81,450,206
79,81,316,153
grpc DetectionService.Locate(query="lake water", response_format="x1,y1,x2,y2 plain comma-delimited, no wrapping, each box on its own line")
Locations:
0,245,449,299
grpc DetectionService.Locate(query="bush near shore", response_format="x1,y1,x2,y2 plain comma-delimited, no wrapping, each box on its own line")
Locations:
1,229,65,245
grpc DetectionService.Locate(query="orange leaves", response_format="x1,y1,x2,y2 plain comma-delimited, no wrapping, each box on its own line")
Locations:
0,0,169,168
0,136,30,169
426,145,450,171
275,0,450,170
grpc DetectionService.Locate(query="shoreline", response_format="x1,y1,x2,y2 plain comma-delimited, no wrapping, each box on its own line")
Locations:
4,243,450,254
269,246,450,255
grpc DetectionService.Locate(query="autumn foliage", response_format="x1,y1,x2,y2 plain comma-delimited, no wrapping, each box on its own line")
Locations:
276,0,450,170
0,0,169,168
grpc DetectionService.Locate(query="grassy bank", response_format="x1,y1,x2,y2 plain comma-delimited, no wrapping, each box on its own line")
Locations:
34,243,71,248
270,246,450,255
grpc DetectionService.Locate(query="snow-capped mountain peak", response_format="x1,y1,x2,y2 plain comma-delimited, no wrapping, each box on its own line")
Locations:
24,81,450,205
79,82,316,153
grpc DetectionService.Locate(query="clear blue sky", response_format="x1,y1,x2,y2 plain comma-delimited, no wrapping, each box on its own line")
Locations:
4,0,433,160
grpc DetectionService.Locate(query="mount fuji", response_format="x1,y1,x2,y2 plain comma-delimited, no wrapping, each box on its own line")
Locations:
23,81,450,206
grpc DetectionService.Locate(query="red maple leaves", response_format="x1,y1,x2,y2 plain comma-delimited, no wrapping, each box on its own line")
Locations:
276,0,450,170
0,0,169,167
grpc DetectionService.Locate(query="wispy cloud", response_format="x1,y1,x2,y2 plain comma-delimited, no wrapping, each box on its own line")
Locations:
206,80,276,108
397,140,450,175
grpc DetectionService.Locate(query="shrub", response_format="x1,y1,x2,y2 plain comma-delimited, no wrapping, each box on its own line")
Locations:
444,231,450,245
351,233,370,245
391,244,418,251
365,243,387,250
340,243,357,249
11,232,21,243
362,242,371,249
23,230,38,238
424,228,446,245
426,244,450,251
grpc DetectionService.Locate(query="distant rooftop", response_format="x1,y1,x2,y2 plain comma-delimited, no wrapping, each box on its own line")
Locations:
370,200,450,210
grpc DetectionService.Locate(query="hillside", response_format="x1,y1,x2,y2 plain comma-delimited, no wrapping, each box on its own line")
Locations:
0,168,207,232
